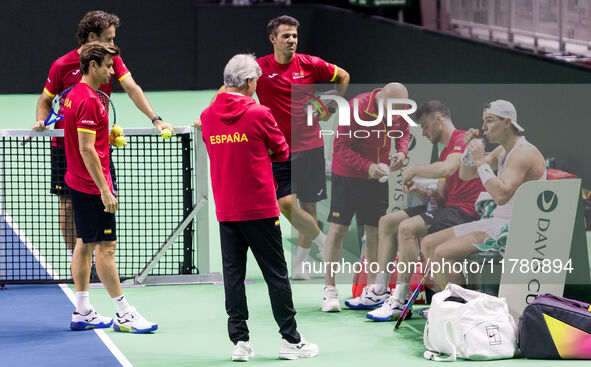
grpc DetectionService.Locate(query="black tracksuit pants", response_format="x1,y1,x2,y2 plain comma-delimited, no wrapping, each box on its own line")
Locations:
219,217,300,344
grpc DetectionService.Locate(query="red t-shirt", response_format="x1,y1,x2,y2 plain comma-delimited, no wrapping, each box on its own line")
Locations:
63,83,113,195
256,53,337,152
43,49,130,146
441,129,484,217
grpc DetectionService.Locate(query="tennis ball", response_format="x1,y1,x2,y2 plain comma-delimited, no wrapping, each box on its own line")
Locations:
114,136,126,147
161,128,172,140
111,125,123,136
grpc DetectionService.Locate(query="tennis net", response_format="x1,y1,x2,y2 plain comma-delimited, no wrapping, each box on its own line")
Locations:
0,127,199,283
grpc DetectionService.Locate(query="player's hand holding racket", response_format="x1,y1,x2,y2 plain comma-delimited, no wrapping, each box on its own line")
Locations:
32,120,50,132
21,87,73,145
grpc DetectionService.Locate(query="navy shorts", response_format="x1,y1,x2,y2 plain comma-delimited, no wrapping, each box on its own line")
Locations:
403,204,477,234
70,188,117,243
50,145,69,196
327,174,388,227
272,146,327,203
50,146,117,196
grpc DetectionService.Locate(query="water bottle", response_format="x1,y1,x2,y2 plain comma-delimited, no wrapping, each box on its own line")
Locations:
462,136,486,167
427,197,438,212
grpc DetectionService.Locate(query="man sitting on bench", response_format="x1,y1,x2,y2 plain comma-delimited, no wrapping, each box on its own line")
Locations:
421,100,546,290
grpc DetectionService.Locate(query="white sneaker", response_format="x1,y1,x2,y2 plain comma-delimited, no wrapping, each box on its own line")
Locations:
70,308,113,331
365,297,411,322
291,257,310,280
113,307,158,333
278,336,319,360
232,340,255,362
345,285,390,310
321,286,341,312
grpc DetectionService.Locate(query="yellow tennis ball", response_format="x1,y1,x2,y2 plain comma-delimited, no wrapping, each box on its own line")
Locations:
111,125,123,136
114,136,126,147
161,128,172,140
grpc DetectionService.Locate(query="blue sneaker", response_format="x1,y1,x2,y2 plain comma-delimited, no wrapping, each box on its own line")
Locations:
70,309,113,331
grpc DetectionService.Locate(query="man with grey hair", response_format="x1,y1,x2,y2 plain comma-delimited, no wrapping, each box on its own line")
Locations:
421,99,546,289
200,54,319,361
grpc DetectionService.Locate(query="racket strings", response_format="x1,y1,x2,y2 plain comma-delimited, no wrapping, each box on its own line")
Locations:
97,91,116,126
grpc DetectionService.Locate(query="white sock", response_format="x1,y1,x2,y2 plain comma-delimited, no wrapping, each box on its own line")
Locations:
295,246,310,263
67,249,73,264
312,231,326,249
112,294,131,315
373,272,390,295
76,291,91,314
392,282,410,303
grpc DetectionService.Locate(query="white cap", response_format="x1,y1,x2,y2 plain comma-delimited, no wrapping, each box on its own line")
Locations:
483,99,524,132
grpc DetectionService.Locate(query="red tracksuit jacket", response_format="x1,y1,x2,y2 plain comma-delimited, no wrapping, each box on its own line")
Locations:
201,92,289,222
331,89,410,179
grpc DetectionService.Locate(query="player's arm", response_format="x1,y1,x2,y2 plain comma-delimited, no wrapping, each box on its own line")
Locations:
474,151,529,206
35,63,60,131
33,92,53,131
332,66,350,97
432,179,448,204
119,76,173,135
403,178,446,203
335,101,386,179
459,146,500,181
459,136,501,180
402,153,462,185
78,131,118,213
318,66,349,121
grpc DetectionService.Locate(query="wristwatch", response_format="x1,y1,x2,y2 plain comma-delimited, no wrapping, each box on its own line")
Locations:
151,115,162,125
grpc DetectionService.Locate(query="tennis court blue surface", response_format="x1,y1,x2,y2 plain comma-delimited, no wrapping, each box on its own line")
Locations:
0,217,122,367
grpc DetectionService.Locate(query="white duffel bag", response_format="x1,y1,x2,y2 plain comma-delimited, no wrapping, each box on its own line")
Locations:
423,283,518,361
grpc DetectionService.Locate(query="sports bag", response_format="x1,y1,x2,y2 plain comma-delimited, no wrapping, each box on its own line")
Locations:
518,294,591,359
423,284,518,361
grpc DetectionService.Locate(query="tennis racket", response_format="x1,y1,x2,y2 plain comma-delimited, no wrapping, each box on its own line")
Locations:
305,89,339,117
21,87,73,145
395,268,431,329
96,90,116,126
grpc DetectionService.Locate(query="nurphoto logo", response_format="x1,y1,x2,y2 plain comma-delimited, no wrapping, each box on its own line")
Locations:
306,94,418,127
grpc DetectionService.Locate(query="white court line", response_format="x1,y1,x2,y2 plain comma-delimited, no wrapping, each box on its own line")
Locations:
59,284,133,367
2,212,133,367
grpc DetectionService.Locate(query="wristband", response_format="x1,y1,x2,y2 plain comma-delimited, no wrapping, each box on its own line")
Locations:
477,163,495,186
151,115,162,125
